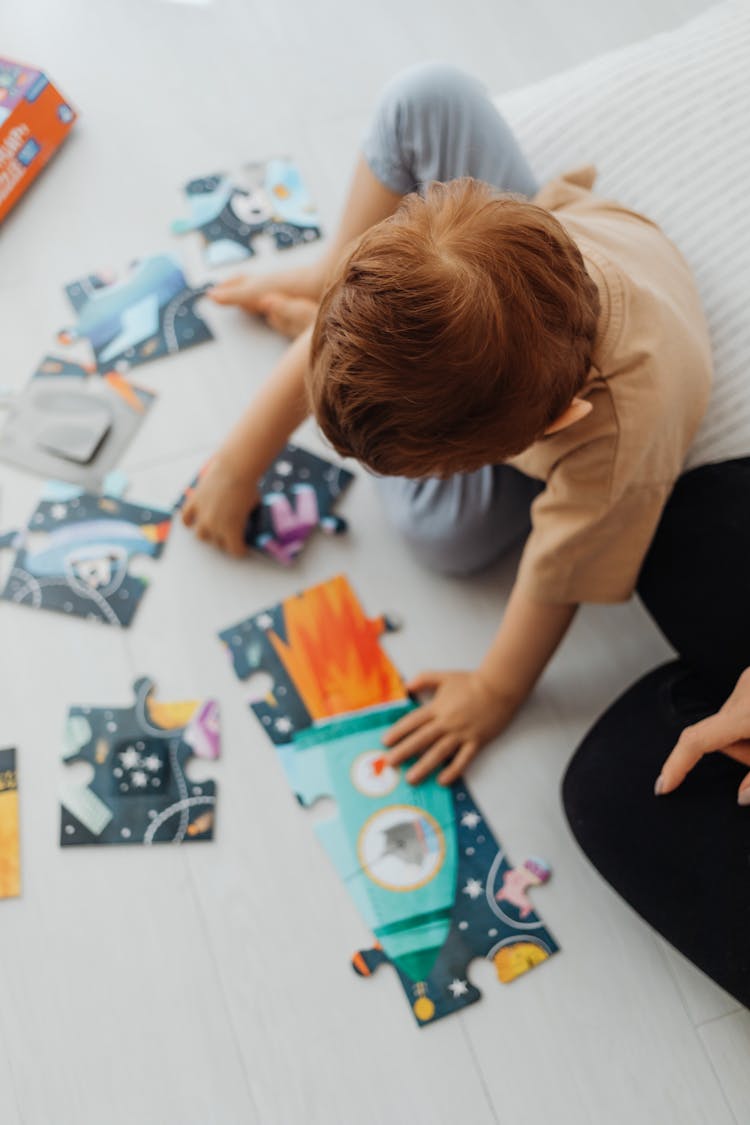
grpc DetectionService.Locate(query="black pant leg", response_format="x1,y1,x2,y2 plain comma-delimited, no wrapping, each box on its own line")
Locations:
563,459,750,1005
637,457,750,701
563,660,750,1007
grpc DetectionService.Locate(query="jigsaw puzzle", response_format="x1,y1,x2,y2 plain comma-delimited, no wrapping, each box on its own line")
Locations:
0,479,172,627
0,748,20,899
0,355,155,486
61,677,219,846
182,444,353,565
219,575,558,1025
58,254,213,373
172,158,322,267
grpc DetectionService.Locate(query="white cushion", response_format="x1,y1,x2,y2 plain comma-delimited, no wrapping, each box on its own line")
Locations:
496,1,750,470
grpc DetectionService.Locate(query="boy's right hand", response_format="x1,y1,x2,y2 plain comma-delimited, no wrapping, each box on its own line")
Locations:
181,456,259,557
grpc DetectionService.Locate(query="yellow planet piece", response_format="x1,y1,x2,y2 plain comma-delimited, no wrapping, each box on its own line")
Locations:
413,996,436,1022
0,778,20,899
146,697,199,729
493,942,549,983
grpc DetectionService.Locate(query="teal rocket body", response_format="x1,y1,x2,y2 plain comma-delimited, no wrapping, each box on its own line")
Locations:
284,703,458,982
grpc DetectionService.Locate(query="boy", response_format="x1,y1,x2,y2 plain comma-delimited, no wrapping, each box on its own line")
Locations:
183,64,712,785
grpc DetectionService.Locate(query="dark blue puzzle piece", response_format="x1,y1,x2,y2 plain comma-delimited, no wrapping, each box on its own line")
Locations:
352,781,558,1026
180,443,353,566
172,159,322,268
59,255,214,373
61,676,220,846
0,480,172,627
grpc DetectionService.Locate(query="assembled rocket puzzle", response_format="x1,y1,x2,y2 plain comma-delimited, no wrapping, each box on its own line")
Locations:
0,748,20,899
172,158,322,267
0,355,155,487
58,254,213,373
61,677,219,846
0,479,172,627
219,575,558,1026
181,443,353,565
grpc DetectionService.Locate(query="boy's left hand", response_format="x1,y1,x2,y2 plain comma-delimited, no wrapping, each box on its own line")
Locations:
382,670,517,786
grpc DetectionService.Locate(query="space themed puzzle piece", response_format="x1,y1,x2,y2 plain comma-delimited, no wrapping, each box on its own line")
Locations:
180,444,353,566
60,677,220,847
218,574,406,744
0,748,21,899
172,158,323,268
58,254,214,374
0,478,173,627
0,355,156,487
219,576,559,1026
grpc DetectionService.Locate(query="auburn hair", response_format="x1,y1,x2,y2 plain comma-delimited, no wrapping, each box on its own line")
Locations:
308,177,601,477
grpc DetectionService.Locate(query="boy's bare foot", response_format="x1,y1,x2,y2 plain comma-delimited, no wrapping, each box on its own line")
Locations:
256,293,318,339
208,262,324,314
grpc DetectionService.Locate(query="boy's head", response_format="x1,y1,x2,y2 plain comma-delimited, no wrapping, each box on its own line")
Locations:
308,178,600,477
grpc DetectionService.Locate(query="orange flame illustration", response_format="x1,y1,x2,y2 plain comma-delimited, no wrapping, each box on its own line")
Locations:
268,576,406,719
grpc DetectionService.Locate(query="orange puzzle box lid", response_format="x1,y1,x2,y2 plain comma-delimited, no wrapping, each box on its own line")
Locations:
0,56,76,222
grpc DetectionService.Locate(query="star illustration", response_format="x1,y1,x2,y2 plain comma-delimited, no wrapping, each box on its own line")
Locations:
142,754,162,772
131,770,148,788
462,878,483,899
274,716,293,734
460,811,481,830
274,459,293,477
255,612,274,630
448,979,468,998
50,503,68,520
119,747,141,769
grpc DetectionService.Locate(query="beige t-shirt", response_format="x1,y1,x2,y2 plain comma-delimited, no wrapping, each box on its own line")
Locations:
507,166,713,604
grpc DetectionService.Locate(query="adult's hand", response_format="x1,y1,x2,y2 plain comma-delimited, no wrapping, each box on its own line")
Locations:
656,667,750,804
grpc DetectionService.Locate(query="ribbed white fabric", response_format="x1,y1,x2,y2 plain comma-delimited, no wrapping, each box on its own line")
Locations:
495,1,750,469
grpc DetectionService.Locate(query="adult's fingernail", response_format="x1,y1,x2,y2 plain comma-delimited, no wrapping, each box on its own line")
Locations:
738,788,750,807
654,775,664,796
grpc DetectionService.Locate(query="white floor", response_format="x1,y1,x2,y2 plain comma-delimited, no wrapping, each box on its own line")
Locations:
2,2,748,1123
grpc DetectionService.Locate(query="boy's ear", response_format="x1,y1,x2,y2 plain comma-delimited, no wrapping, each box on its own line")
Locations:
544,396,593,436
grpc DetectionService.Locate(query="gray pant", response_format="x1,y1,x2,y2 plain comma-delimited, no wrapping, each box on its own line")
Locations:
361,63,542,576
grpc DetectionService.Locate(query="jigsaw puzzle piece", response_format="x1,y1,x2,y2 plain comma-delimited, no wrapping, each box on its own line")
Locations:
0,748,20,899
1,480,173,627
172,170,271,265
60,256,213,373
180,443,353,566
60,677,219,846
218,575,406,744
289,706,462,1023
172,160,322,266
349,782,558,1025
0,356,155,487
